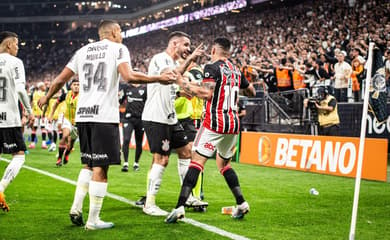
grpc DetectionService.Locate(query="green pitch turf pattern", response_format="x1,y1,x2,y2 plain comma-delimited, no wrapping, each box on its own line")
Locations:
0,141,389,240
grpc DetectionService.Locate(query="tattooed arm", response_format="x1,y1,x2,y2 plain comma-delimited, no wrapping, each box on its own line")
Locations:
176,75,212,100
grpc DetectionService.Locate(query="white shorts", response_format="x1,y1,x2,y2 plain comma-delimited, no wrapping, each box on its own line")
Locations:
40,117,46,128
62,118,78,140
192,126,238,159
57,113,64,126
33,118,39,128
45,120,57,132
62,117,73,130
33,117,46,128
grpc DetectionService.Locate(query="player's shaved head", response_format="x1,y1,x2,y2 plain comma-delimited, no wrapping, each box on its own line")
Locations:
98,20,119,37
0,31,17,45
98,20,123,43
0,31,19,55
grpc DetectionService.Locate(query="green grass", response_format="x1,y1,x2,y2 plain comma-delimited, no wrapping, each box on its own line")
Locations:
0,140,389,240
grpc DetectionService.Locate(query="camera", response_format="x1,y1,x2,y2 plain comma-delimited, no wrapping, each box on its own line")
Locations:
307,97,320,122
308,97,320,106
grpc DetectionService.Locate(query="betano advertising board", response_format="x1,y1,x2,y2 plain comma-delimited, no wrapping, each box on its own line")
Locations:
240,132,388,182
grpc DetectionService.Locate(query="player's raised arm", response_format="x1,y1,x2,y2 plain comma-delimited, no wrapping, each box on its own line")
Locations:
176,43,205,75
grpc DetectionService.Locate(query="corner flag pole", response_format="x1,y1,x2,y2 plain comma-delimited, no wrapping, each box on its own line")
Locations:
349,42,375,240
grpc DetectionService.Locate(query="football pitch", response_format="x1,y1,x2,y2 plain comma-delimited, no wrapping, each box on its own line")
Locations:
0,141,389,240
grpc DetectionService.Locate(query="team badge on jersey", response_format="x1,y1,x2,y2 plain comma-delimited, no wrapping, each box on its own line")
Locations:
161,139,170,152
138,89,145,95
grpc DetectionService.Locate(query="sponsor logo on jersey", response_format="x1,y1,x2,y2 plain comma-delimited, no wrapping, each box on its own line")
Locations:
222,65,231,76
0,112,6,121
87,45,108,52
81,152,109,160
77,105,100,116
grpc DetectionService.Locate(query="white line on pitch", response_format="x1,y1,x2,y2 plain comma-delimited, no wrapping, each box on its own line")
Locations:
0,157,250,240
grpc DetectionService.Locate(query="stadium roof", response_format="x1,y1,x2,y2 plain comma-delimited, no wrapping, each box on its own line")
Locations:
0,0,191,23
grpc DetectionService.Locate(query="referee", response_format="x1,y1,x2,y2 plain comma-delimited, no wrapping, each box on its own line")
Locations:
119,81,147,171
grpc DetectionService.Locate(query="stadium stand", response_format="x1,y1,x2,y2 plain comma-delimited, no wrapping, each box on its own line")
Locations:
1,0,389,137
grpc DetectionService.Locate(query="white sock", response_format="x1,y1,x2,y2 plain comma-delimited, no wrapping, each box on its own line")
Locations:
70,169,92,214
145,164,165,207
123,162,129,167
119,125,123,147
178,158,190,185
87,181,107,224
0,155,25,192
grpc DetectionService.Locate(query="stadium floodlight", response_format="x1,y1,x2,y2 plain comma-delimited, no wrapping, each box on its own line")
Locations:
122,0,247,39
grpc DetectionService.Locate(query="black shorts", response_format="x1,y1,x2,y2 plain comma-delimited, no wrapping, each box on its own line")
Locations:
76,122,120,167
122,117,143,131
0,127,26,154
143,121,188,156
178,117,197,142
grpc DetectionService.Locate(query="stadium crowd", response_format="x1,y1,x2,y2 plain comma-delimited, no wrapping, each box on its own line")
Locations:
18,0,390,103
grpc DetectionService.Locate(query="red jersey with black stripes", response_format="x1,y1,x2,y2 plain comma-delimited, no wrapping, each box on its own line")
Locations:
202,59,249,134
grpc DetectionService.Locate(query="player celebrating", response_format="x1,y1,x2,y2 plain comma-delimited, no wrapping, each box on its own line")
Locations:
0,31,34,211
38,20,176,230
48,79,79,166
174,63,208,210
166,37,256,223
141,31,210,216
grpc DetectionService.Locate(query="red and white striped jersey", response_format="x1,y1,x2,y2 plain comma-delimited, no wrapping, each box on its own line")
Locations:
202,59,249,134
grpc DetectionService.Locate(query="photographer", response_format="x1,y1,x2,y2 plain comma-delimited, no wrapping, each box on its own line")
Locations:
304,86,340,136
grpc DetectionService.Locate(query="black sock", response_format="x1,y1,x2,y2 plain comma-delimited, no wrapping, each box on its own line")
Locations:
42,131,47,141
58,147,66,160
53,131,57,143
223,168,245,205
64,147,71,158
31,133,36,142
59,132,63,140
123,140,129,163
48,132,53,142
176,167,201,208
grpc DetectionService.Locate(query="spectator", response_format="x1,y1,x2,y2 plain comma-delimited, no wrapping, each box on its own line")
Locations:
333,51,352,102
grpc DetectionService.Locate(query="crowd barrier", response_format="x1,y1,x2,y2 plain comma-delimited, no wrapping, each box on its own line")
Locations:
242,95,390,152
